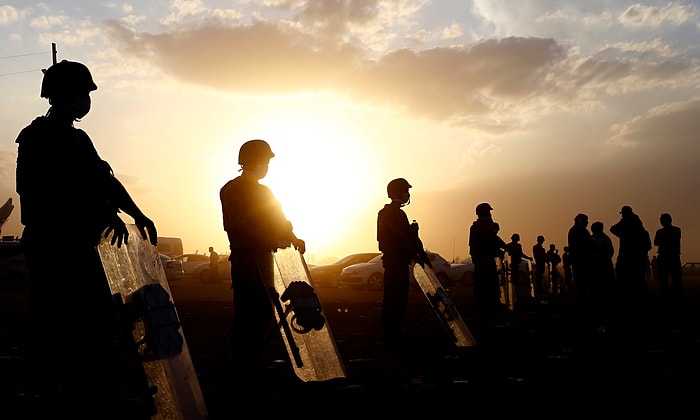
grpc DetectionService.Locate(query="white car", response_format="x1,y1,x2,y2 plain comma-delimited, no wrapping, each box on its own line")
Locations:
159,253,185,282
174,253,230,282
339,252,453,290
449,256,530,287
449,257,475,286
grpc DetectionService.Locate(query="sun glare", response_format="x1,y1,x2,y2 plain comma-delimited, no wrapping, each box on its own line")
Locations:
253,110,378,258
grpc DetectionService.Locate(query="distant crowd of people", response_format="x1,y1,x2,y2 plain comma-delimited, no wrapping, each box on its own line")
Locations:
467,202,684,332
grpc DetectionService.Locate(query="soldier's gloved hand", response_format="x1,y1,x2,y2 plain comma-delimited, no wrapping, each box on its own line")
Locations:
134,214,158,246
104,214,129,248
293,239,306,254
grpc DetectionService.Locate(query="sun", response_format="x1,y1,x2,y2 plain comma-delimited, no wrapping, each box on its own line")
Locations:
238,104,379,259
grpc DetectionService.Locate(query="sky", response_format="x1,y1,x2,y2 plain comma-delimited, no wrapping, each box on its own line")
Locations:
1,0,699,265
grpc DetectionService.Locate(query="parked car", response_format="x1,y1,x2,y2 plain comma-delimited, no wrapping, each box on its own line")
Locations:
449,257,475,286
174,253,211,277
449,257,530,287
339,252,452,290
682,262,700,279
159,253,185,282
0,240,29,289
308,252,381,287
191,255,231,283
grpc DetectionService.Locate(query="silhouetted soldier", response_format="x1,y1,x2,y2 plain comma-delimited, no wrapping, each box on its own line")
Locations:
532,235,547,299
16,60,158,417
220,139,305,382
610,206,652,308
653,213,683,304
377,178,431,344
504,233,532,304
469,203,507,319
568,213,592,305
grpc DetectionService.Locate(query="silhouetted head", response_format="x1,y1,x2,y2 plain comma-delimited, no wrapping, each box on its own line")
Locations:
660,213,672,226
549,244,556,251
476,202,493,217
387,178,411,198
620,205,633,217
41,60,97,99
537,235,545,243
511,233,520,241
574,213,589,226
238,139,275,167
591,221,604,233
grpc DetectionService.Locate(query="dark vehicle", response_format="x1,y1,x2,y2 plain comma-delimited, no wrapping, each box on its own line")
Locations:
309,252,381,288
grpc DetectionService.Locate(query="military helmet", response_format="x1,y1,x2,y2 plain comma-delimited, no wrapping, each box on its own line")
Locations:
387,178,412,198
40,60,97,99
475,202,493,216
238,139,275,166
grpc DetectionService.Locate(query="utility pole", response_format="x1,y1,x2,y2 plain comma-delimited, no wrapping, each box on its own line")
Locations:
51,43,57,64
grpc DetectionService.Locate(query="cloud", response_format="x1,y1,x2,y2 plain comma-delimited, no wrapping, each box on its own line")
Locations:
609,97,700,151
619,2,696,28
0,5,20,25
107,19,567,125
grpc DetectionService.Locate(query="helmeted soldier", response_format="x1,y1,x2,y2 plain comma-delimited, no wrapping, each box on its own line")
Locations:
219,139,305,378
377,178,430,344
15,60,157,416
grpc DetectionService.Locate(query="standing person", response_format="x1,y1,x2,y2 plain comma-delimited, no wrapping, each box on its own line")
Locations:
568,213,593,305
562,246,573,291
376,178,431,345
546,244,564,295
504,233,532,303
653,213,683,304
532,235,547,299
589,221,616,329
208,246,220,282
219,139,305,381
610,206,652,307
15,60,158,417
469,203,507,319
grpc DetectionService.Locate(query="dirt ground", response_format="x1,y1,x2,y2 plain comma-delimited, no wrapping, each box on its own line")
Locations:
2,274,700,418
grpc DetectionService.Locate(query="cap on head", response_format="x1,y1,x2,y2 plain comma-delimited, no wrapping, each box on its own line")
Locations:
620,205,633,216
475,202,493,216
387,178,412,198
40,60,97,99
238,139,275,166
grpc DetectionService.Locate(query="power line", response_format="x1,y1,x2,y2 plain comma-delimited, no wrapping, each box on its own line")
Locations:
0,51,48,60
0,68,43,77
